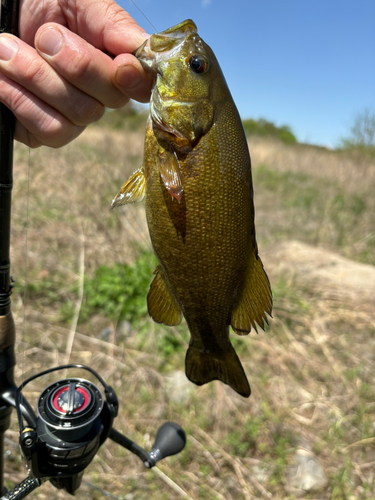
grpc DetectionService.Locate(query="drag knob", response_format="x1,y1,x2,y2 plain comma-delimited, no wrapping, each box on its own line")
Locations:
55,382,86,415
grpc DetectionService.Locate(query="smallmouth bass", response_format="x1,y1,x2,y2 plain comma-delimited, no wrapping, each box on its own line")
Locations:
112,20,272,398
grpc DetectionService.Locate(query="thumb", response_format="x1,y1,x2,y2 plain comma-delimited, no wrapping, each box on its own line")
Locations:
72,0,151,55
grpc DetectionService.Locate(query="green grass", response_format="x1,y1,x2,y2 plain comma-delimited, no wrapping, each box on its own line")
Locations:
76,250,156,323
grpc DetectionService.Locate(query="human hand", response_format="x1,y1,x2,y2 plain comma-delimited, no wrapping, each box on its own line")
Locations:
0,0,153,148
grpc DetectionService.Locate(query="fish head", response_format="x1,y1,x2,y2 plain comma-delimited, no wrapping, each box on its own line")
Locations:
135,20,223,148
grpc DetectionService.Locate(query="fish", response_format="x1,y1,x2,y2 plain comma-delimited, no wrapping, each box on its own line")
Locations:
112,20,272,398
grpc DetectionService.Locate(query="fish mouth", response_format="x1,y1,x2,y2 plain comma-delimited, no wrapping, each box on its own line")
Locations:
139,19,197,55
156,19,197,37
133,19,198,76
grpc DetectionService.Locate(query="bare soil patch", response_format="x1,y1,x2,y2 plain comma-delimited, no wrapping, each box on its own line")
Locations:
264,239,375,303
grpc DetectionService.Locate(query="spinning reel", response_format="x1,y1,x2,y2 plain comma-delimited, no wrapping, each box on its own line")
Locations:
1,364,186,499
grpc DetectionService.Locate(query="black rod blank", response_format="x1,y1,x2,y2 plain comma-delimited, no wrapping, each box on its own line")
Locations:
0,0,19,316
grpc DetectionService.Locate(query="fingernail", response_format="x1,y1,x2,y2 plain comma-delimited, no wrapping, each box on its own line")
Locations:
37,27,63,56
116,65,141,89
0,36,18,61
142,32,151,39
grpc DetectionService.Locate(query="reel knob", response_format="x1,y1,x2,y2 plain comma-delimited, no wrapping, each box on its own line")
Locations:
55,383,86,414
148,422,186,466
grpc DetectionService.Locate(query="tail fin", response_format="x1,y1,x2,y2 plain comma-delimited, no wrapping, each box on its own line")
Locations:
185,344,251,398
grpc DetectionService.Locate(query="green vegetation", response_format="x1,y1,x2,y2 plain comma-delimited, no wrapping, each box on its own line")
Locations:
339,107,375,156
27,249,188,359
225,417,261,456
76,250,156,323
242,118,297,144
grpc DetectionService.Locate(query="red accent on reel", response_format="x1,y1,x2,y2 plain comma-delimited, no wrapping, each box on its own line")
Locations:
51,385,90,414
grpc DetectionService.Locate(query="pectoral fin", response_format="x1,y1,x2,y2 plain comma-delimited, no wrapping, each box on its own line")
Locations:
147,267,182,326
231,254,272,335
157,147,184,202
111,166,145,208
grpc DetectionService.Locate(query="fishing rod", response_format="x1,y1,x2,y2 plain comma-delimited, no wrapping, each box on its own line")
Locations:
0,0,20,495
0,2,185,497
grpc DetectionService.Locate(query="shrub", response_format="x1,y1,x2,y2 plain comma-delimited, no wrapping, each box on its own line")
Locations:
242,118,297,144
77,251,156,324
338,107,375,155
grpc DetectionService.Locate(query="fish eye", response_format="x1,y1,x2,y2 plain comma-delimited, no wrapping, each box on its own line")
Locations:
188,55,208,74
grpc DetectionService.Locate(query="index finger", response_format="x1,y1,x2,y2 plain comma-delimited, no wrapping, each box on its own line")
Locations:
64,0,151,55
20,0,151,55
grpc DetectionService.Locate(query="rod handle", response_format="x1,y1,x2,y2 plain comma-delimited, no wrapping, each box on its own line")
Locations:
1,477,41,500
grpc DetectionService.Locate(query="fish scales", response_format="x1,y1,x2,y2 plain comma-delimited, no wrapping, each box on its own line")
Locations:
112,20,272,397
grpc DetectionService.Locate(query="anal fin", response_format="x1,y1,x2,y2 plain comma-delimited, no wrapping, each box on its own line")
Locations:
147,267,182,326
231,253,272,335
111,166,145,208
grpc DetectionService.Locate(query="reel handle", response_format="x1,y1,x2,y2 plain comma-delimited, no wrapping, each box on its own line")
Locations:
148,422,186,467
109,422,186,468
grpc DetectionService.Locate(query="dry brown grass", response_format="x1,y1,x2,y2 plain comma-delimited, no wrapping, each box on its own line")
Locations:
250,136,375,194
249,137,375,267
4,130,375,499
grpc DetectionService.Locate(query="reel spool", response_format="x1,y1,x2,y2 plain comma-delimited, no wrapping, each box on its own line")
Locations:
37,378,104,441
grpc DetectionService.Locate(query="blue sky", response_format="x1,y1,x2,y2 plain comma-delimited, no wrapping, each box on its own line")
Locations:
120,0,375,147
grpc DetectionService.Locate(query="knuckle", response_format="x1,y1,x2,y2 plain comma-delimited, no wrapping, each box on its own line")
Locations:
38,114,85,148
23,57,48,87
73,99,105,126
104,93,129,109
68,50,95,87
9,86,30,114
38,113,64,137
8,85,85,148
107,8,142,37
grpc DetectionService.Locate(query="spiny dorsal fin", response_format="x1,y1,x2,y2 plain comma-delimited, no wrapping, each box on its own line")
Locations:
111,166,145,208
231,254,272,335
147,267,182,326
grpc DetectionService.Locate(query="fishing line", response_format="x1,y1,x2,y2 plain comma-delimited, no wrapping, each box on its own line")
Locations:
128,0,158,32
20,144,31,401
115,0,157,260
19,0,45,402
